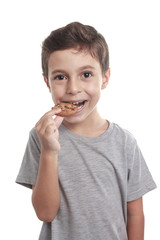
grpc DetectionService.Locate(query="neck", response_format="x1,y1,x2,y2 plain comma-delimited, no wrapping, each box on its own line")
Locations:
63,110,108,137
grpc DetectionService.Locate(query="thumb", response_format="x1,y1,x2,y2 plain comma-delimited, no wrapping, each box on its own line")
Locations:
54,116,64,129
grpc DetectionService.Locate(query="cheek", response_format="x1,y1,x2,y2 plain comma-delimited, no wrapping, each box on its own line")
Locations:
50,85,63,102
87,82,101,96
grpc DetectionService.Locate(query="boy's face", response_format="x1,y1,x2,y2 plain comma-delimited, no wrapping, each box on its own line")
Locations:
44,48,110,125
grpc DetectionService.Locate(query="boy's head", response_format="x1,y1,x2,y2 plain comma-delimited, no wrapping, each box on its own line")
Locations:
41,22,109,79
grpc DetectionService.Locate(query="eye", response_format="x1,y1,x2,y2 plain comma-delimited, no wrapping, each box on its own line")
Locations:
82,72,92,78
54,75,67,80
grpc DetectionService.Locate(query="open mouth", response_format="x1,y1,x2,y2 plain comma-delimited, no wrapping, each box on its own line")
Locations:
63,100,87,110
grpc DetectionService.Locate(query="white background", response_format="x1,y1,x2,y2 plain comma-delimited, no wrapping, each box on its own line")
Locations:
0,0,159,239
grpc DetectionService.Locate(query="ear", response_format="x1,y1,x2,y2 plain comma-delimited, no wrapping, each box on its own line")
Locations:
101,68,110,89
43,75,51,92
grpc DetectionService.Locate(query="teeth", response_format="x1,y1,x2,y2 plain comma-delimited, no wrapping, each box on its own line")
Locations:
71,101,84,105
78,105,83,109
62,101,86,106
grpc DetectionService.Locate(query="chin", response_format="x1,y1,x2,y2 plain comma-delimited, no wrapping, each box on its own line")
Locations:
63,116,83,125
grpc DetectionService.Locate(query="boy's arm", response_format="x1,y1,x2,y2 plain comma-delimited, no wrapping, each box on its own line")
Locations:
32,151,60,222
127,197,144,240
32,109,63,222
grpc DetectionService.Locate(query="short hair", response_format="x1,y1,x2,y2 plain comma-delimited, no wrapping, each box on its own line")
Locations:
41,22,109,78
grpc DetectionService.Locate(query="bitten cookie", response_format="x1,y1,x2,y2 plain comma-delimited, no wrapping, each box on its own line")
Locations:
53,102,78,117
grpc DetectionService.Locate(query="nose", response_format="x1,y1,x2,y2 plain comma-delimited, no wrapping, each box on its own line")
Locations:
66,78,82,95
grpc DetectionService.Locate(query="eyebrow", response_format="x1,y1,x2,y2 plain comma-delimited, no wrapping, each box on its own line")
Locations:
51,69,67,75
78,65,96,71
51,65,96,76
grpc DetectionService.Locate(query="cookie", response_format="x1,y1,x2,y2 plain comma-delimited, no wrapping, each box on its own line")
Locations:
53,102,78,117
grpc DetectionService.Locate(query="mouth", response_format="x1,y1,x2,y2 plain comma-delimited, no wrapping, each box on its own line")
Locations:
62,100,87,111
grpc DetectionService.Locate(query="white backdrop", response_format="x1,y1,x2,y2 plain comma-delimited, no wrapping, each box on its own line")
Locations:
0,0,159,239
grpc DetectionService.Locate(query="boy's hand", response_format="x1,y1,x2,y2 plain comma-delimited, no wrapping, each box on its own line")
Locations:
35,108,64,154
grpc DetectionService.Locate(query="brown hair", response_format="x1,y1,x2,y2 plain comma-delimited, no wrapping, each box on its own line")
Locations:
41,22,109,78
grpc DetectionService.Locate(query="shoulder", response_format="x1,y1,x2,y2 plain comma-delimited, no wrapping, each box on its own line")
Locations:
111,122,137,146
29,126,37,136
28,127,41,150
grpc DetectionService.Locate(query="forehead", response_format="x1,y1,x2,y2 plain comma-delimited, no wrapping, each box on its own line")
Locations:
48,48,101,72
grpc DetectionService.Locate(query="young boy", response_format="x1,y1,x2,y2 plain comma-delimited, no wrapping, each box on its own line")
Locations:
16,22,156,240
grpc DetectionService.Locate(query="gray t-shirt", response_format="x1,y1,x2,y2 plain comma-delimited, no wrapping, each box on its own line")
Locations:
16,122,156,240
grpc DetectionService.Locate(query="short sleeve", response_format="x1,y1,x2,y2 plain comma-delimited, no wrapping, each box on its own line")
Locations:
127,140,157,202
16,127,41,189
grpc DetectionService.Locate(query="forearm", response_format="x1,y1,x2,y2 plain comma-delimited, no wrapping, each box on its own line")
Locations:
32,150,60,222
127,214,145,240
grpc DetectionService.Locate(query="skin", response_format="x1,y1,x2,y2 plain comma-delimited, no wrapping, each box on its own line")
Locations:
45,48,110,136
127,198,144,240
32,48,144,239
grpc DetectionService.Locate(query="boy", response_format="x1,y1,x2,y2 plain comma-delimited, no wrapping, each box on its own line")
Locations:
16,22,156,240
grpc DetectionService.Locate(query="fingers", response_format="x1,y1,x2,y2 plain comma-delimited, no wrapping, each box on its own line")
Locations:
35,108,64,139
36,108,62,128
35,108,64,152
54,115,64,128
